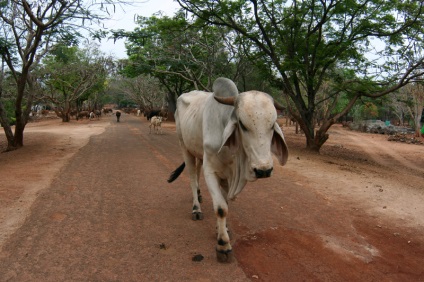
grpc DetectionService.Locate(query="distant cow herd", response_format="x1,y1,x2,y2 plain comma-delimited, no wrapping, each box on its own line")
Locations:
63,107,168,121
116,107,168,120
34,106,168,135
57,107,168,135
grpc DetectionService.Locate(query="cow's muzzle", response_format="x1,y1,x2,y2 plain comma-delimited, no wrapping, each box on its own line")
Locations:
254,167,273,178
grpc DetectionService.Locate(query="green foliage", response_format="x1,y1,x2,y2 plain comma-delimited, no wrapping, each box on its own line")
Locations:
361,102,379,119
49,45,79,64
2,99,16,125
114,12,246,93
0,0,8,8
109,75,167,109
0,0,130,148
40,44,108,110
177,0,424,151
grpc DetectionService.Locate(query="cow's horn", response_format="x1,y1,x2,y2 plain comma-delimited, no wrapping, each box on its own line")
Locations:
214,96,235,106
274,100,285,111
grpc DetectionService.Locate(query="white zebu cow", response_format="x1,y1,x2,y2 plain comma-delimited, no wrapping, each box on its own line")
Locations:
149,116,163,134
168,77,288,262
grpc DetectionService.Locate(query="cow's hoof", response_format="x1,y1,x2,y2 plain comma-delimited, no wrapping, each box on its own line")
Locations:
192,212,204,221
216,249,233,263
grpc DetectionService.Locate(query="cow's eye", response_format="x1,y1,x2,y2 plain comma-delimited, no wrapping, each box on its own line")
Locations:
239,120,248,131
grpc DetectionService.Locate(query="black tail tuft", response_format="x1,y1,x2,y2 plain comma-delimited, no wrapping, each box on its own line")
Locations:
167,162,186,183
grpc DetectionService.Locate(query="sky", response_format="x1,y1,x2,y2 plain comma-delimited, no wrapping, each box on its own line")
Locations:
98,0,181,59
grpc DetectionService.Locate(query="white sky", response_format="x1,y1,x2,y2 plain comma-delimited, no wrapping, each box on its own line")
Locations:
98,0,181,59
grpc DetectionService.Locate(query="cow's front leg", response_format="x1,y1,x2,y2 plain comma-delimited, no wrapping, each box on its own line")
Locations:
204,171,232,262
215,203,232,262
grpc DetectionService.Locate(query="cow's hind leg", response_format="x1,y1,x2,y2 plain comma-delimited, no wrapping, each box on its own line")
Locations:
196,159,203,203
183,152,203,220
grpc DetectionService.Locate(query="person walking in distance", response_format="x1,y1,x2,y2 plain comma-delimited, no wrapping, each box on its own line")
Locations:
116,110,121,122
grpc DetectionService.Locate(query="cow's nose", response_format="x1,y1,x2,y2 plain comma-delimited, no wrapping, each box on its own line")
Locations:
254,167,273,178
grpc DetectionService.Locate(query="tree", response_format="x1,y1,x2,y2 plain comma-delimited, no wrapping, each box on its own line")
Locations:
177,0,424,152
40,44,110,122
112,13,192,113
0,0,121,151
111,75,167,111
114,11,285,113
400,83,424,134
117,12,232,89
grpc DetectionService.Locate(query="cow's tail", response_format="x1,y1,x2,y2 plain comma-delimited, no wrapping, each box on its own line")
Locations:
167,162,185,183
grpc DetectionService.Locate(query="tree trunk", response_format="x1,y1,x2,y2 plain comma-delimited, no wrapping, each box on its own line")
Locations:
62,114,70,122
13,103,27,149
414,109,423,137
2,129,16,151
64,101,71,122
10,68,30,149
54,109,70,122
13,120,26,148
0,102,17,152
302,118,334,152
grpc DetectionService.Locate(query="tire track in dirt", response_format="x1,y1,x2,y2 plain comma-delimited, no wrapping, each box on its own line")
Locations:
126,120,183,174
345,130,424,175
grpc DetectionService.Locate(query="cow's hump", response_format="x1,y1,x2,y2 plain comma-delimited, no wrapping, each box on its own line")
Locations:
213,77,238,98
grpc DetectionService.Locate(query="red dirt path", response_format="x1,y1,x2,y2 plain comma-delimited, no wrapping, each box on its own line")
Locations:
0,114,423,281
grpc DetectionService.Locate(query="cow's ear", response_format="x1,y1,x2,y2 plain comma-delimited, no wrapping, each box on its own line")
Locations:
219,119,239,153
272,123,289,165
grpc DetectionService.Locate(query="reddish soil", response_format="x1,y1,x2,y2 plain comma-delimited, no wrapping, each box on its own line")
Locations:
0,113,423,281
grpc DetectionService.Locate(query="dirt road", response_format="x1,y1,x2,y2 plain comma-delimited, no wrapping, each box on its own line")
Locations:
0,114,423,281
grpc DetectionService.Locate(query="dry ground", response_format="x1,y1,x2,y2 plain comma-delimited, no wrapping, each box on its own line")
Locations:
0,114,423,281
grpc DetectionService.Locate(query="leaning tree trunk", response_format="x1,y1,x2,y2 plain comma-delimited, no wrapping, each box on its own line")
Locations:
314,124,332,150
0,102,16,152
295,110,322,152
301,116,335,152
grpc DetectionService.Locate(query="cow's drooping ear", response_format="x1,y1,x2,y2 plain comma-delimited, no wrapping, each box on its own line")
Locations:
218,116,239,154
272,123,289,166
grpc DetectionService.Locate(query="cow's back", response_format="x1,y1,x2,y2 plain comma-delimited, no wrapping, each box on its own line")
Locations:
175,91,210,159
